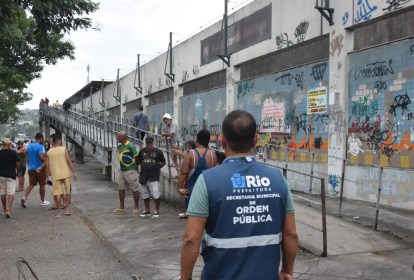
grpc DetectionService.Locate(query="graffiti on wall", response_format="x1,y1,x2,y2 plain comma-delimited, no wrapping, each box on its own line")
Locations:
259,99,291,133
329,31,344,57
348,37,414,168
237,79,254,99
355,0,377,23
351,167,414,205
294,21,309,44
389,92,411,116
276,33,293,50
310,63,327,81
236,61,330,161
348,134,364,156
328,174,341,196
342,12,349,25
383,0,411,12
274,72,304,89
180,87,226,138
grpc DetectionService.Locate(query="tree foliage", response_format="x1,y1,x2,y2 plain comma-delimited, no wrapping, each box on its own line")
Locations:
0,0,99,124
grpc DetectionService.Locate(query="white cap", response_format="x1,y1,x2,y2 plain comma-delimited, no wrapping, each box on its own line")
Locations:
162,113,172,120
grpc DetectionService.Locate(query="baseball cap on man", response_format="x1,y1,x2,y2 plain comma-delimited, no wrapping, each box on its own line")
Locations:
2,138,12,145
162,113,172,120
145,136,154,143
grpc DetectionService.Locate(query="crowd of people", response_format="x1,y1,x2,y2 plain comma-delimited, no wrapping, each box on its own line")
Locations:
0,108,298,278
0,132,76,219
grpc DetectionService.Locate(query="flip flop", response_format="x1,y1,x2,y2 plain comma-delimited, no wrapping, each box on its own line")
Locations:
113,208,126,213
65,212,72,216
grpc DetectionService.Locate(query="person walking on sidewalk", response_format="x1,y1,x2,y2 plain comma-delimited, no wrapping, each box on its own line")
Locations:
177,129,217,218
137,136,166,218
133,105,149,141
0,138,19,218
16,140,27,192
114,131,140,213
47,134,77,217
21,133,50,208
180,110,298,280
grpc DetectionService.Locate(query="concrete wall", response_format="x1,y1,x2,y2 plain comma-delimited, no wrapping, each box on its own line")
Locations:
67,0,414,210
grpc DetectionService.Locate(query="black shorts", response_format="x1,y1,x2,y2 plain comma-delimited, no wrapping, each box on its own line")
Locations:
136,131,146,141
18,166,26,177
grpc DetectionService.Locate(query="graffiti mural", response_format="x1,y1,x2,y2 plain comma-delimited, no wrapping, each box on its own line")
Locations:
348,37,414,168
237,61,329,162
180,87,226,139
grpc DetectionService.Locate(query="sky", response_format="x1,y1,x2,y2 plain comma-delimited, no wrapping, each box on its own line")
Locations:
22,0,254,109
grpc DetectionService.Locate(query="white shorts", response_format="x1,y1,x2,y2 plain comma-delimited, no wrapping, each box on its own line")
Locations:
0,177,16,196
139,180,161,200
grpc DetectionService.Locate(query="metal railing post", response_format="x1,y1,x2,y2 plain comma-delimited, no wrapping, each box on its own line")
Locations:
165,140,172,179
374,166,384,230
338,158,346,218
308,152,315,206
320,177,328,257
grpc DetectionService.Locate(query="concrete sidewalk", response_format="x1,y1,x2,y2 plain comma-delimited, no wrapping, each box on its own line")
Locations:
1,155,414,279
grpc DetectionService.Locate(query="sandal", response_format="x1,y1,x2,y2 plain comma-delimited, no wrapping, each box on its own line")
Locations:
113,208,126,213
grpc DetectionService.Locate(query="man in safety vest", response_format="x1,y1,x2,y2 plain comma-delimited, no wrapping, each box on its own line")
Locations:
180,110,298,280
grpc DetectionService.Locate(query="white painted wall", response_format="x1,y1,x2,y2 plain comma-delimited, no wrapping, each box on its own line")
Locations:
67,0,414,211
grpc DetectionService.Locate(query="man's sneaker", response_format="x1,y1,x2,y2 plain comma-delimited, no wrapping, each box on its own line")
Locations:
39,200,50,206
140,211,151,217
152,211,160,218
21,198,27,208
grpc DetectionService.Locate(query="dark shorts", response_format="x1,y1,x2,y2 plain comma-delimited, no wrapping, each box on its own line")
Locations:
28,169,46,187
136,131,146,141
18,166,26,177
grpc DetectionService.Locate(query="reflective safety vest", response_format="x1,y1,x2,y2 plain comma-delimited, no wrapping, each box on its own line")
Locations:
201,157,288,280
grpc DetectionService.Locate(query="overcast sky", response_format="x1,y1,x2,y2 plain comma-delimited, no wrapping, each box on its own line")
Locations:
22,0,254,109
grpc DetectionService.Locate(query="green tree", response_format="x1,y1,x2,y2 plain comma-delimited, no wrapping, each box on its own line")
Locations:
0,0,99,124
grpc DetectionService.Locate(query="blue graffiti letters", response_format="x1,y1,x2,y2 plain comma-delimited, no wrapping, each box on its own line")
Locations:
355,0,377,23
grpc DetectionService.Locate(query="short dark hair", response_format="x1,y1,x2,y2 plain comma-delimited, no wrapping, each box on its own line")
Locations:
222,110,256,153
138,105,143,111
196,129,210,147
52,134,62,143
185,140,196,149
35,133,44,140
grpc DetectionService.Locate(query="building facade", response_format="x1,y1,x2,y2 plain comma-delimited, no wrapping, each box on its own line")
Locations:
69,0,414,210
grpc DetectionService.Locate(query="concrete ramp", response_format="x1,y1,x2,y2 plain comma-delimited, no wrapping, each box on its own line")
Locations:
295,202,411,256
